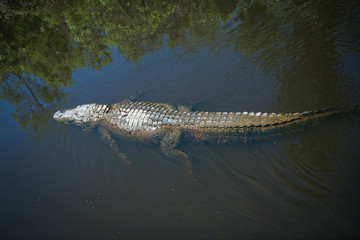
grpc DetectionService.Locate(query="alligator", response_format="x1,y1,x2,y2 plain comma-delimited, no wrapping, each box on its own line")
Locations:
53,101,352,177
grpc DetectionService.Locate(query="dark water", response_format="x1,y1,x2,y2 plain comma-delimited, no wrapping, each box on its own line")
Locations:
1,0,360,239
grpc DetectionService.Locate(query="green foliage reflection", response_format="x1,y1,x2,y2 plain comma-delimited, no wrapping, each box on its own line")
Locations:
0,0,236,132
0,0,358,133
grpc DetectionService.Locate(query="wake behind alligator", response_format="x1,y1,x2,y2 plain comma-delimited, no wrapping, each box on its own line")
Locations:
53,101,354,177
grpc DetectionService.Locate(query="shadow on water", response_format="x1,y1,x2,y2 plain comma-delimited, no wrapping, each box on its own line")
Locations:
1,0,360,239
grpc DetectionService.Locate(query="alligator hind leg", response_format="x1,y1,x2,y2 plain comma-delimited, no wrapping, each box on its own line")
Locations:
177,104,192,112
160,128,196,181
99,125,131,165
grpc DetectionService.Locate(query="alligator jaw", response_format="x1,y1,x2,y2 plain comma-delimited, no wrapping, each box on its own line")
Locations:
53,103,106,125
53,110,64,121
53,110,81,125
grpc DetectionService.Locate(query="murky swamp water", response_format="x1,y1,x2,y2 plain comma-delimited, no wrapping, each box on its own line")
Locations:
0,0,360,239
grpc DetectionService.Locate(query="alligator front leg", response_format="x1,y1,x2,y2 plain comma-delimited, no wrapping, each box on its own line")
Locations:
160,128,196,181
98,125,131,165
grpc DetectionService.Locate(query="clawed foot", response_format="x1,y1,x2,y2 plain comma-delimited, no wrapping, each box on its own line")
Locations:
184,158,197,182
190,174,198,182
117,152,132,165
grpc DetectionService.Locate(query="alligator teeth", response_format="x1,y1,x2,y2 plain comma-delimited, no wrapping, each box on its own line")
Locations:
242,112,248,116
249,112,255,116
255,112,262,117
262,113,268,117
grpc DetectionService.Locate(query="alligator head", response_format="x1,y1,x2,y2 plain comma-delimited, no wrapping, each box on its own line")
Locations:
53,103,108,127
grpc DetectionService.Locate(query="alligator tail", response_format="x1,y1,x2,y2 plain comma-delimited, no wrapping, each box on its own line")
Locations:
299,103,358,119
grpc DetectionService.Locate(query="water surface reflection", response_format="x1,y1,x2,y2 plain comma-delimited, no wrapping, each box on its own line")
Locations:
1,0,359,239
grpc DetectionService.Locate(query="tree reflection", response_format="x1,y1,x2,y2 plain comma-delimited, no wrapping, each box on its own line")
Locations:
0,74,64,134
0,0,358,133
0,6,112,133
224,0,359,109
0,0,238,132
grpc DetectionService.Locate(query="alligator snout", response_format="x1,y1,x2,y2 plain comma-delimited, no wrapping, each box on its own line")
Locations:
53,110,64,120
